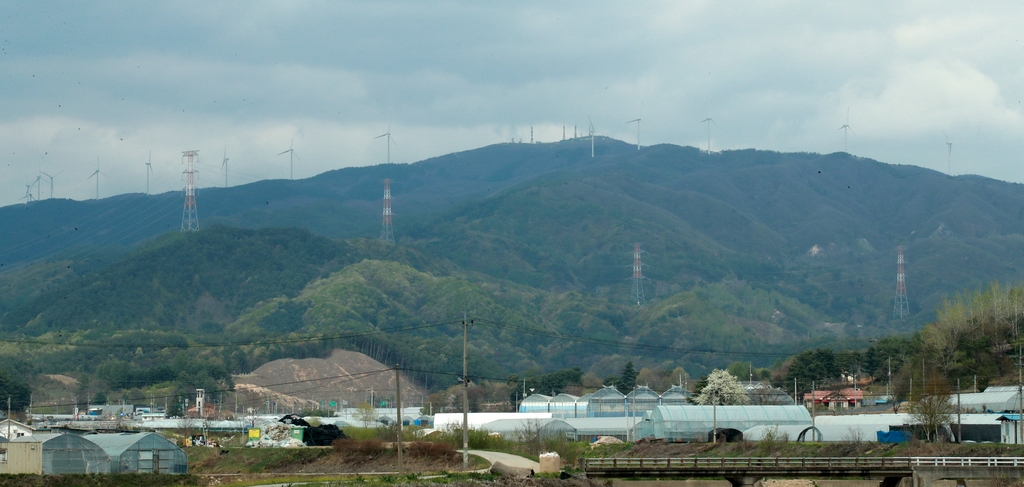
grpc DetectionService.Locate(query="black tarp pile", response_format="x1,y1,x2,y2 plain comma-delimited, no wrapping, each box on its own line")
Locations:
278,414,348,446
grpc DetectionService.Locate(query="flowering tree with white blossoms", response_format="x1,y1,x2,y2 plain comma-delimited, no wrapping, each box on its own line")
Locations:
694,369,749,405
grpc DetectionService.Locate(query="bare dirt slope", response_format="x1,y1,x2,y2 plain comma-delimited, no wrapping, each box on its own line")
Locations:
233,349,427,409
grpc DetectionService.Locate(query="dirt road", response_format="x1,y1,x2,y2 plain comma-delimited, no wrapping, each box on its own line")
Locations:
469,450,541,471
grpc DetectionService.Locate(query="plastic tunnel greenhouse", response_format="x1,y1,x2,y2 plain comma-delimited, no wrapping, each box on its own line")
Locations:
86,432,188,474
11,434,110,474
635,405,811,442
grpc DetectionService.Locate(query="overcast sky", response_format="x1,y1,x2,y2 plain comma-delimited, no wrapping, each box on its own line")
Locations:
2,1,1024,207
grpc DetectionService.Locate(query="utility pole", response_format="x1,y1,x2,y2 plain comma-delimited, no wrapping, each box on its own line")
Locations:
811,381,816,441
462,312,469,469
793,378,797,405
957,378,962,443
7,396,10,441
1017,344,1023,444
396,364,403,473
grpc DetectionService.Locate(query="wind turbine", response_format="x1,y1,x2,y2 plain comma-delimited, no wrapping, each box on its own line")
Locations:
39,171,54,199
700,115,715,154
588,116,595,158
626,102,643,151
88,158,106,200
838,107,853,153
21,184,34,204
374,125,397,164
944,131,953,175
277,138,296,180
145,151,153,195
32,175,41,201
222,144,230,187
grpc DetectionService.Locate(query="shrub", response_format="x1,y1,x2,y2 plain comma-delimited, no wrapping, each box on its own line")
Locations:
332,438,386,455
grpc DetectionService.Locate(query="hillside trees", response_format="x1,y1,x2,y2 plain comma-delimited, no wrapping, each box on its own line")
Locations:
922,282,1024,381
0,368,31,412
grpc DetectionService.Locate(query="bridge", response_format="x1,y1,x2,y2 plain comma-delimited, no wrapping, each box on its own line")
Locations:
584,457,1024,487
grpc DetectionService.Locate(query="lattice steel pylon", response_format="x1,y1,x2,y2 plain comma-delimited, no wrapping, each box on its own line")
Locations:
181,150,199,232
893,246,909,318
631,243,646,306
380,178,394,243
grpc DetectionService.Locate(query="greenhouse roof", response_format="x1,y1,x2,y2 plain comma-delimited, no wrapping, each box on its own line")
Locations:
661,385,692,398
480,418,556,434
552,393,579,403
86,433,173,457
959,390,1021,412
590,386,625,400
650,405,811,424
522,394,553,403
626,386,660,399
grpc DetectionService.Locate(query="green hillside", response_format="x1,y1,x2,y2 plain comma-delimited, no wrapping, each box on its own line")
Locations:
0,225,847,398
6,140,1024,398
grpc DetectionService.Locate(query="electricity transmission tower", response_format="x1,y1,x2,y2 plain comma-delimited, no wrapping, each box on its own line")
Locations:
631,243,646,306
181,150,199,232
380,179,394,243
893,246,909,318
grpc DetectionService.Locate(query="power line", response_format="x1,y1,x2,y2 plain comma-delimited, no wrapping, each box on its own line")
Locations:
0,320,461,350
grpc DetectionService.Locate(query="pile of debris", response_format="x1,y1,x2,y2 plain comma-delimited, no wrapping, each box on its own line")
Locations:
247,414,347,448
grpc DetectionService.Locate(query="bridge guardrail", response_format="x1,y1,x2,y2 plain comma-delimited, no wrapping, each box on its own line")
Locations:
585,457,1024,469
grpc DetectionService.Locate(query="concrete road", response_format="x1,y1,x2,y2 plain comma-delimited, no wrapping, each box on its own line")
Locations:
469,450,540,471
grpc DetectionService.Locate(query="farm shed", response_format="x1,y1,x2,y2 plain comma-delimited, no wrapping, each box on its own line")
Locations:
86,432,188,474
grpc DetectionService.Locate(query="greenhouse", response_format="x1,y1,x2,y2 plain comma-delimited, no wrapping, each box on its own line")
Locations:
480,417,555,438
519,393,553,413
551,394,584,419
87,432,188,474
958,387,1021,413
564,417,642,441
5,433,109,474
587,386,626,417
742,424,886,442
635,405,811,442
660,385,691,406
624,386,660,416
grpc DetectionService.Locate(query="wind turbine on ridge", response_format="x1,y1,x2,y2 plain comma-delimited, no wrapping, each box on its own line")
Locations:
277,138,296,180
626,102,643,151
32,175,41,201
838,107,853,153
222,144,230,187
700,103,715,154
588,116,596,158
21,184,34,203
88,158,107,200
944,132,953,175
145,151,153,195
39,171,55,199
374,124,397,164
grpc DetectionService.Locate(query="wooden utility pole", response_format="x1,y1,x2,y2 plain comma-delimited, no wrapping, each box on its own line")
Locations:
462,313,469,469
396,364,403,473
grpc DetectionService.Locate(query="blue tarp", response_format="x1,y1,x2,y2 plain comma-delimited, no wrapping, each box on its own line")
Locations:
877,430,908,443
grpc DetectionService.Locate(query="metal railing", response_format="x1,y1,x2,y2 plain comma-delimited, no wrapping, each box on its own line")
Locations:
585,457,1024,469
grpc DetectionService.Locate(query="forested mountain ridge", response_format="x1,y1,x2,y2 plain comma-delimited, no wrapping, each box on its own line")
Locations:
4,138,1024,395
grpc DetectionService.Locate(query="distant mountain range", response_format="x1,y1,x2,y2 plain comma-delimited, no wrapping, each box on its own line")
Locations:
3,137,1024,385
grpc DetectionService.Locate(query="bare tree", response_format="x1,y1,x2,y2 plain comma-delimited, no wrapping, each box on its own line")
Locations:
910,375,955,442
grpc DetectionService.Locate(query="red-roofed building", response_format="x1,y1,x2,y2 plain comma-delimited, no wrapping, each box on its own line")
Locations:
803,388,863,410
